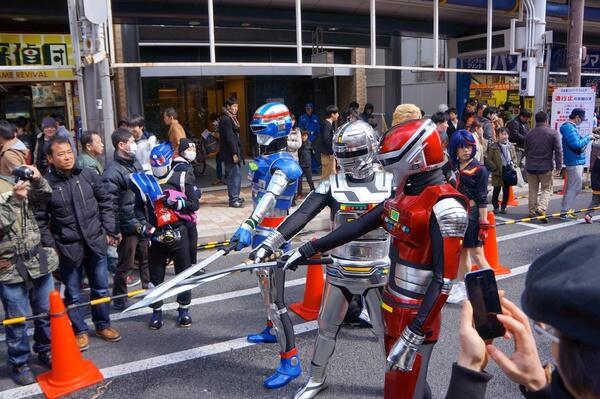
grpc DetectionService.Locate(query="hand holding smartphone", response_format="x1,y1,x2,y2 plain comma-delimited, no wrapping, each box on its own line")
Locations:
464,269,505,340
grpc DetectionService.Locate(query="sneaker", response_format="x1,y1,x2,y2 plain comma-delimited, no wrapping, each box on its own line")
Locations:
229,201,243,208
177,308,192,328
76,332,89,351
584,213,593,224
126,274,141,288
96,327,122,342
493,207,499,214
446,283,467,304
38,351,52,369
10,364,35,386
149,309,163,330
239,197,245,203
538,211,549,224
80,280,90,292
560,212,577,221
500,208,507,214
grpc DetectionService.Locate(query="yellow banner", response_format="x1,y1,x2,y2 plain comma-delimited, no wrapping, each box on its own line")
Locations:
0,33,75,82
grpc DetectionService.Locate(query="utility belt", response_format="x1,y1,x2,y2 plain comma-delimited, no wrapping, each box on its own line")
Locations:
2,244,49,290
153,225,185,245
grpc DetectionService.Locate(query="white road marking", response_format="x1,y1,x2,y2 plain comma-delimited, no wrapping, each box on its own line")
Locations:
494,215,545,229
0,278,307,343
0,321,319,399
497,215,600,242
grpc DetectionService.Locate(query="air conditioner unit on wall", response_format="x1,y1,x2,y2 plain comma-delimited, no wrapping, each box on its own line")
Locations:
311,51,334,79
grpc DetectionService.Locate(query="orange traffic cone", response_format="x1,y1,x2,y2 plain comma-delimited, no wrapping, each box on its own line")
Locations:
559,172,568,195
37,291,103,399
506,186,519,207
289,256,325,321
480,212,511,275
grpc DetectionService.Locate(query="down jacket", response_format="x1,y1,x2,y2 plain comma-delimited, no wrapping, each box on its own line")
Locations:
36,166,116,264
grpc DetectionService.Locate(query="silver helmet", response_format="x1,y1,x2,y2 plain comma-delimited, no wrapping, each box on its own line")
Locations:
332,120,379,179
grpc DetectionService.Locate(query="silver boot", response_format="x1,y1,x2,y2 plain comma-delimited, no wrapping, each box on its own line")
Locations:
294,365,327,399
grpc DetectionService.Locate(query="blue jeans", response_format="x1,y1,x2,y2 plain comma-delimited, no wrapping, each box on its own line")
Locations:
59,249,111,334
0,273,54,365
225,161,241,204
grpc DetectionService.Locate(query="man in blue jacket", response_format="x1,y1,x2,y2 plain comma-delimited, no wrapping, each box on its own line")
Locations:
559,108,596,219
298,103,320,142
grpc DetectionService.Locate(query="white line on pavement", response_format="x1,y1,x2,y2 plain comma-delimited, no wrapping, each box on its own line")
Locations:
494,215,545,230
0,262,539,399
0,321,319,399
497,215,600,242
0,278,308,343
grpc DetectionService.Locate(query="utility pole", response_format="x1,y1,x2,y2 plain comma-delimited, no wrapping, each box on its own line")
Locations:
566,0,584,87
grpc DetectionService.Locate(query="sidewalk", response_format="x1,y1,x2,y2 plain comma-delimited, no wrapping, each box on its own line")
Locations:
195,176,570,245
197,183,330,244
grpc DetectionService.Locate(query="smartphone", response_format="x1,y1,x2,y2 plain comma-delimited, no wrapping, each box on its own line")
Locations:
464,269,505,340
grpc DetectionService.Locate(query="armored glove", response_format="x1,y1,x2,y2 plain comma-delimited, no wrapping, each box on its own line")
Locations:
230,220,255,251
386,326,425,372
249,231,286,263
478,220,491,242
282,241,317,271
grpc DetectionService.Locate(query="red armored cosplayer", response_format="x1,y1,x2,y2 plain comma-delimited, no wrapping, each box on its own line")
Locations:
284,119,468,398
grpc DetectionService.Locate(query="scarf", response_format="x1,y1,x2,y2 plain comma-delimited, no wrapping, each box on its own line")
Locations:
499,141,511,167
222,107,240,129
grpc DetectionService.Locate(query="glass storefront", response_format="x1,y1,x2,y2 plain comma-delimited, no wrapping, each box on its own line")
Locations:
142,75,334,155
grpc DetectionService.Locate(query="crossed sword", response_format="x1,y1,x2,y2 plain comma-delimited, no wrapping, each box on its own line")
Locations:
124,245,332,312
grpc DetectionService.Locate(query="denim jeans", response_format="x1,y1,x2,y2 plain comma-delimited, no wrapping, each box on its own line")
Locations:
224,161,241,204
59,248,111,334
0,273,54,365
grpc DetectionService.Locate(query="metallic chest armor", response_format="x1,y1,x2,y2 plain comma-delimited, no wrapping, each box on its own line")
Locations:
250,152,299,218
328,171,393,279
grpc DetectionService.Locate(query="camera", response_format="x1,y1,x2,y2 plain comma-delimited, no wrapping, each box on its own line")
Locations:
12,166,34,182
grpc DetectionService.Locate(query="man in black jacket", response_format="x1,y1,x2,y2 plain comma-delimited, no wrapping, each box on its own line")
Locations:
506,109,531,167
314,105,339,180
102,128,147,310
218,97,243,208
36,136,121,351
447,108,465,140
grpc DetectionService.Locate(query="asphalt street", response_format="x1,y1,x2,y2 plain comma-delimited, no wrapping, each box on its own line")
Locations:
0,191,598,399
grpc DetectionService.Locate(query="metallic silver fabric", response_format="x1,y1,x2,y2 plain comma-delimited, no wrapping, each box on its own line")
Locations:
432,198,469,237
393,266,433,295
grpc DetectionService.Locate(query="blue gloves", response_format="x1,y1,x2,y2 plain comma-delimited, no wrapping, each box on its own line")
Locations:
231,224,253,251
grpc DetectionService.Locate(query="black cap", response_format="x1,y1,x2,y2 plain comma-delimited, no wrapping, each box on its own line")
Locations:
178,138,194,153
522,235,600,348
569,108,586,121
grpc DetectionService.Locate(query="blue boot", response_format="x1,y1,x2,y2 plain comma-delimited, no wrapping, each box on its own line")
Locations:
263,352,301,389
247,325,277,344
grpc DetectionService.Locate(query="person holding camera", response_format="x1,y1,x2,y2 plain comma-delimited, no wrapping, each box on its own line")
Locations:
559,109,594,220
35,136,121,351
0,165,57,386
487,127,518,215
446,235,600,399
0,120,29,176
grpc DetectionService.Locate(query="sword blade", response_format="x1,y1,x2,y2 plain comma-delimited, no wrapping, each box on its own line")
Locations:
122,261,277,312
143,249,225,301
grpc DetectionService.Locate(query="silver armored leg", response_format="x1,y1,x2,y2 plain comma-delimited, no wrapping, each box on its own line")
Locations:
363,287,386,357
295,280,349,399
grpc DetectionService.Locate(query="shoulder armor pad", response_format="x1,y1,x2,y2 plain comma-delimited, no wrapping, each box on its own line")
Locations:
432,198,468,237
315,179,331,194
271,156,303,180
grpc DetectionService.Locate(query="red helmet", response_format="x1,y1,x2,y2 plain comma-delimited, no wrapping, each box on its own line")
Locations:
376,119,445,187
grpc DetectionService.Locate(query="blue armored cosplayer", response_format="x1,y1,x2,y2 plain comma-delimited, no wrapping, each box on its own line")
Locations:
229,102,303,389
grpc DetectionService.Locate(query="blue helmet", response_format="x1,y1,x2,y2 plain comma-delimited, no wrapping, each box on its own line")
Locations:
250,102,292,147
150,143,174,178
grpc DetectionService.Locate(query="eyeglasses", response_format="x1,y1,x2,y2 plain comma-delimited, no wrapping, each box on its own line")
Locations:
533,323,559,344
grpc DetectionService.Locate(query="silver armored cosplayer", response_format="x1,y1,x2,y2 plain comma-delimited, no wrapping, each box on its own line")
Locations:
252,121,393,399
